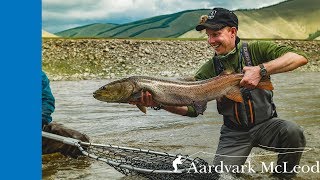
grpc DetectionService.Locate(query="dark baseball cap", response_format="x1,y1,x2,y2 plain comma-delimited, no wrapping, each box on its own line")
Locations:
196,8,238,31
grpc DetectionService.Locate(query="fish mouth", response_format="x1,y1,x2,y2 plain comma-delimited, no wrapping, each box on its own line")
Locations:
93,88,108,102
92,90,100,99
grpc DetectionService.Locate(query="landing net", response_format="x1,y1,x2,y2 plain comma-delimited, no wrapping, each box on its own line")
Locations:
42,131,218,180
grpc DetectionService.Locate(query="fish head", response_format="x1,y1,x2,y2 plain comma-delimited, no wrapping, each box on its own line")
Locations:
93,79,135,103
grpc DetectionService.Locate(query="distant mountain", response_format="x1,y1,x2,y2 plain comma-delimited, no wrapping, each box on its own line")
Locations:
56,23,118,37
55,0,320,39
56,10,208,38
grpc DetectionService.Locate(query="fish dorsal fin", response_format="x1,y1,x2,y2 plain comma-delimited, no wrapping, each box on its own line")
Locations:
225,87,243,102
256,78,274,91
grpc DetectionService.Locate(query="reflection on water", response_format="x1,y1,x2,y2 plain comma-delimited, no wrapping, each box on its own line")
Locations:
43,72,320,180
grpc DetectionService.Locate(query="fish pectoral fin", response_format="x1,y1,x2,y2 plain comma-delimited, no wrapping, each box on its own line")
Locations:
136,104,147,114
225,87,243,102
257,78,274,90
193,101,207,115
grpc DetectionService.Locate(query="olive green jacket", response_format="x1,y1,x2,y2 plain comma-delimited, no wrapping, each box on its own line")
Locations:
186,40,307,117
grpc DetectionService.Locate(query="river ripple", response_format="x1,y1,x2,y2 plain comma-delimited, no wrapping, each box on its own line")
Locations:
43,72,320,180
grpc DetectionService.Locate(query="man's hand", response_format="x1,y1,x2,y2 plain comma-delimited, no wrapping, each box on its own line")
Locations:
239,66,262,89
129,91,159,107
42,122,90,158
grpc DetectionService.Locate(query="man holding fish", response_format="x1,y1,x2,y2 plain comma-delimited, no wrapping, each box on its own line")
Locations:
94,7,308,178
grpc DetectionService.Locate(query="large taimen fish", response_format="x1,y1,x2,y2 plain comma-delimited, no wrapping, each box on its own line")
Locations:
93,71,273,114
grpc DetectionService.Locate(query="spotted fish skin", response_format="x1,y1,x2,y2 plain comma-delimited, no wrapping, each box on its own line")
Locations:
93,72,273,114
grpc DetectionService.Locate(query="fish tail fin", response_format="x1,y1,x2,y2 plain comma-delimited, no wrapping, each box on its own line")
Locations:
225,87,243,102
257,78,274,90
136,104,147,114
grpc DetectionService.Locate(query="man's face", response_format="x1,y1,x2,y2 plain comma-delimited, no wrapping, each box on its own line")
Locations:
206,27,237,55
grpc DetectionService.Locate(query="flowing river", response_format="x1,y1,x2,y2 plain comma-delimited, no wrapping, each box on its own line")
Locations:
42,72,320,180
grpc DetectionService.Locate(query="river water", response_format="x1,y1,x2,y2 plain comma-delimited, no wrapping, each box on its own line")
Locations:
42,72,320,180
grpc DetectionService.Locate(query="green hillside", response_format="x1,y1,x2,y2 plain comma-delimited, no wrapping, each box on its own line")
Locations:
56,23,118,37
55,0,320,39
181,0,320,39
96,10,209,38
307,30,320,40
55,9,208,38
237,0,320,39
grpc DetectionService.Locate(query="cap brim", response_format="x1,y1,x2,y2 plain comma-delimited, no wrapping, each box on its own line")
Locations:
195,23,225,31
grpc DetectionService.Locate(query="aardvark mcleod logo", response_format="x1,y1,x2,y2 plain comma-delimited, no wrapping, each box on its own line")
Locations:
172,155,183,172
171,146,318,174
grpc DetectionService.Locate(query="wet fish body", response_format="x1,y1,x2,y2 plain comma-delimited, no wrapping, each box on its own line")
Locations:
93,73,273,114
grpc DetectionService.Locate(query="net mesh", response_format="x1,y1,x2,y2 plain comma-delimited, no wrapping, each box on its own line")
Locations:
80,142,219,180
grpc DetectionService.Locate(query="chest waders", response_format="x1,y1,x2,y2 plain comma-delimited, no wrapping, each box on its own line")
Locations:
213,42,278,131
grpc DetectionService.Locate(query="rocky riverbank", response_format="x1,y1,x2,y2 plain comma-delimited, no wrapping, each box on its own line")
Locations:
42,38,320,81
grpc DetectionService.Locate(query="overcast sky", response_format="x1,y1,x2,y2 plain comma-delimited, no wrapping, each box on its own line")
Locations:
42,0,286,33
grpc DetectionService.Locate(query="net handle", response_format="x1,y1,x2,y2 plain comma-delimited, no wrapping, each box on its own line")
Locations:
42,131,81,146
42,131,190,161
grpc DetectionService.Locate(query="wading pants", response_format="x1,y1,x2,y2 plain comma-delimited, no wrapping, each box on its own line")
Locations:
213,118,306,175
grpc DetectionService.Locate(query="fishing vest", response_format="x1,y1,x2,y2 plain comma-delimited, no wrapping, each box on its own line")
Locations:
214,42,277,131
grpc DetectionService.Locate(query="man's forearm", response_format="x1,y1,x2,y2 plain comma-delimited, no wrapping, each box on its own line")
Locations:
240,52,307,89
264,52,308,75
